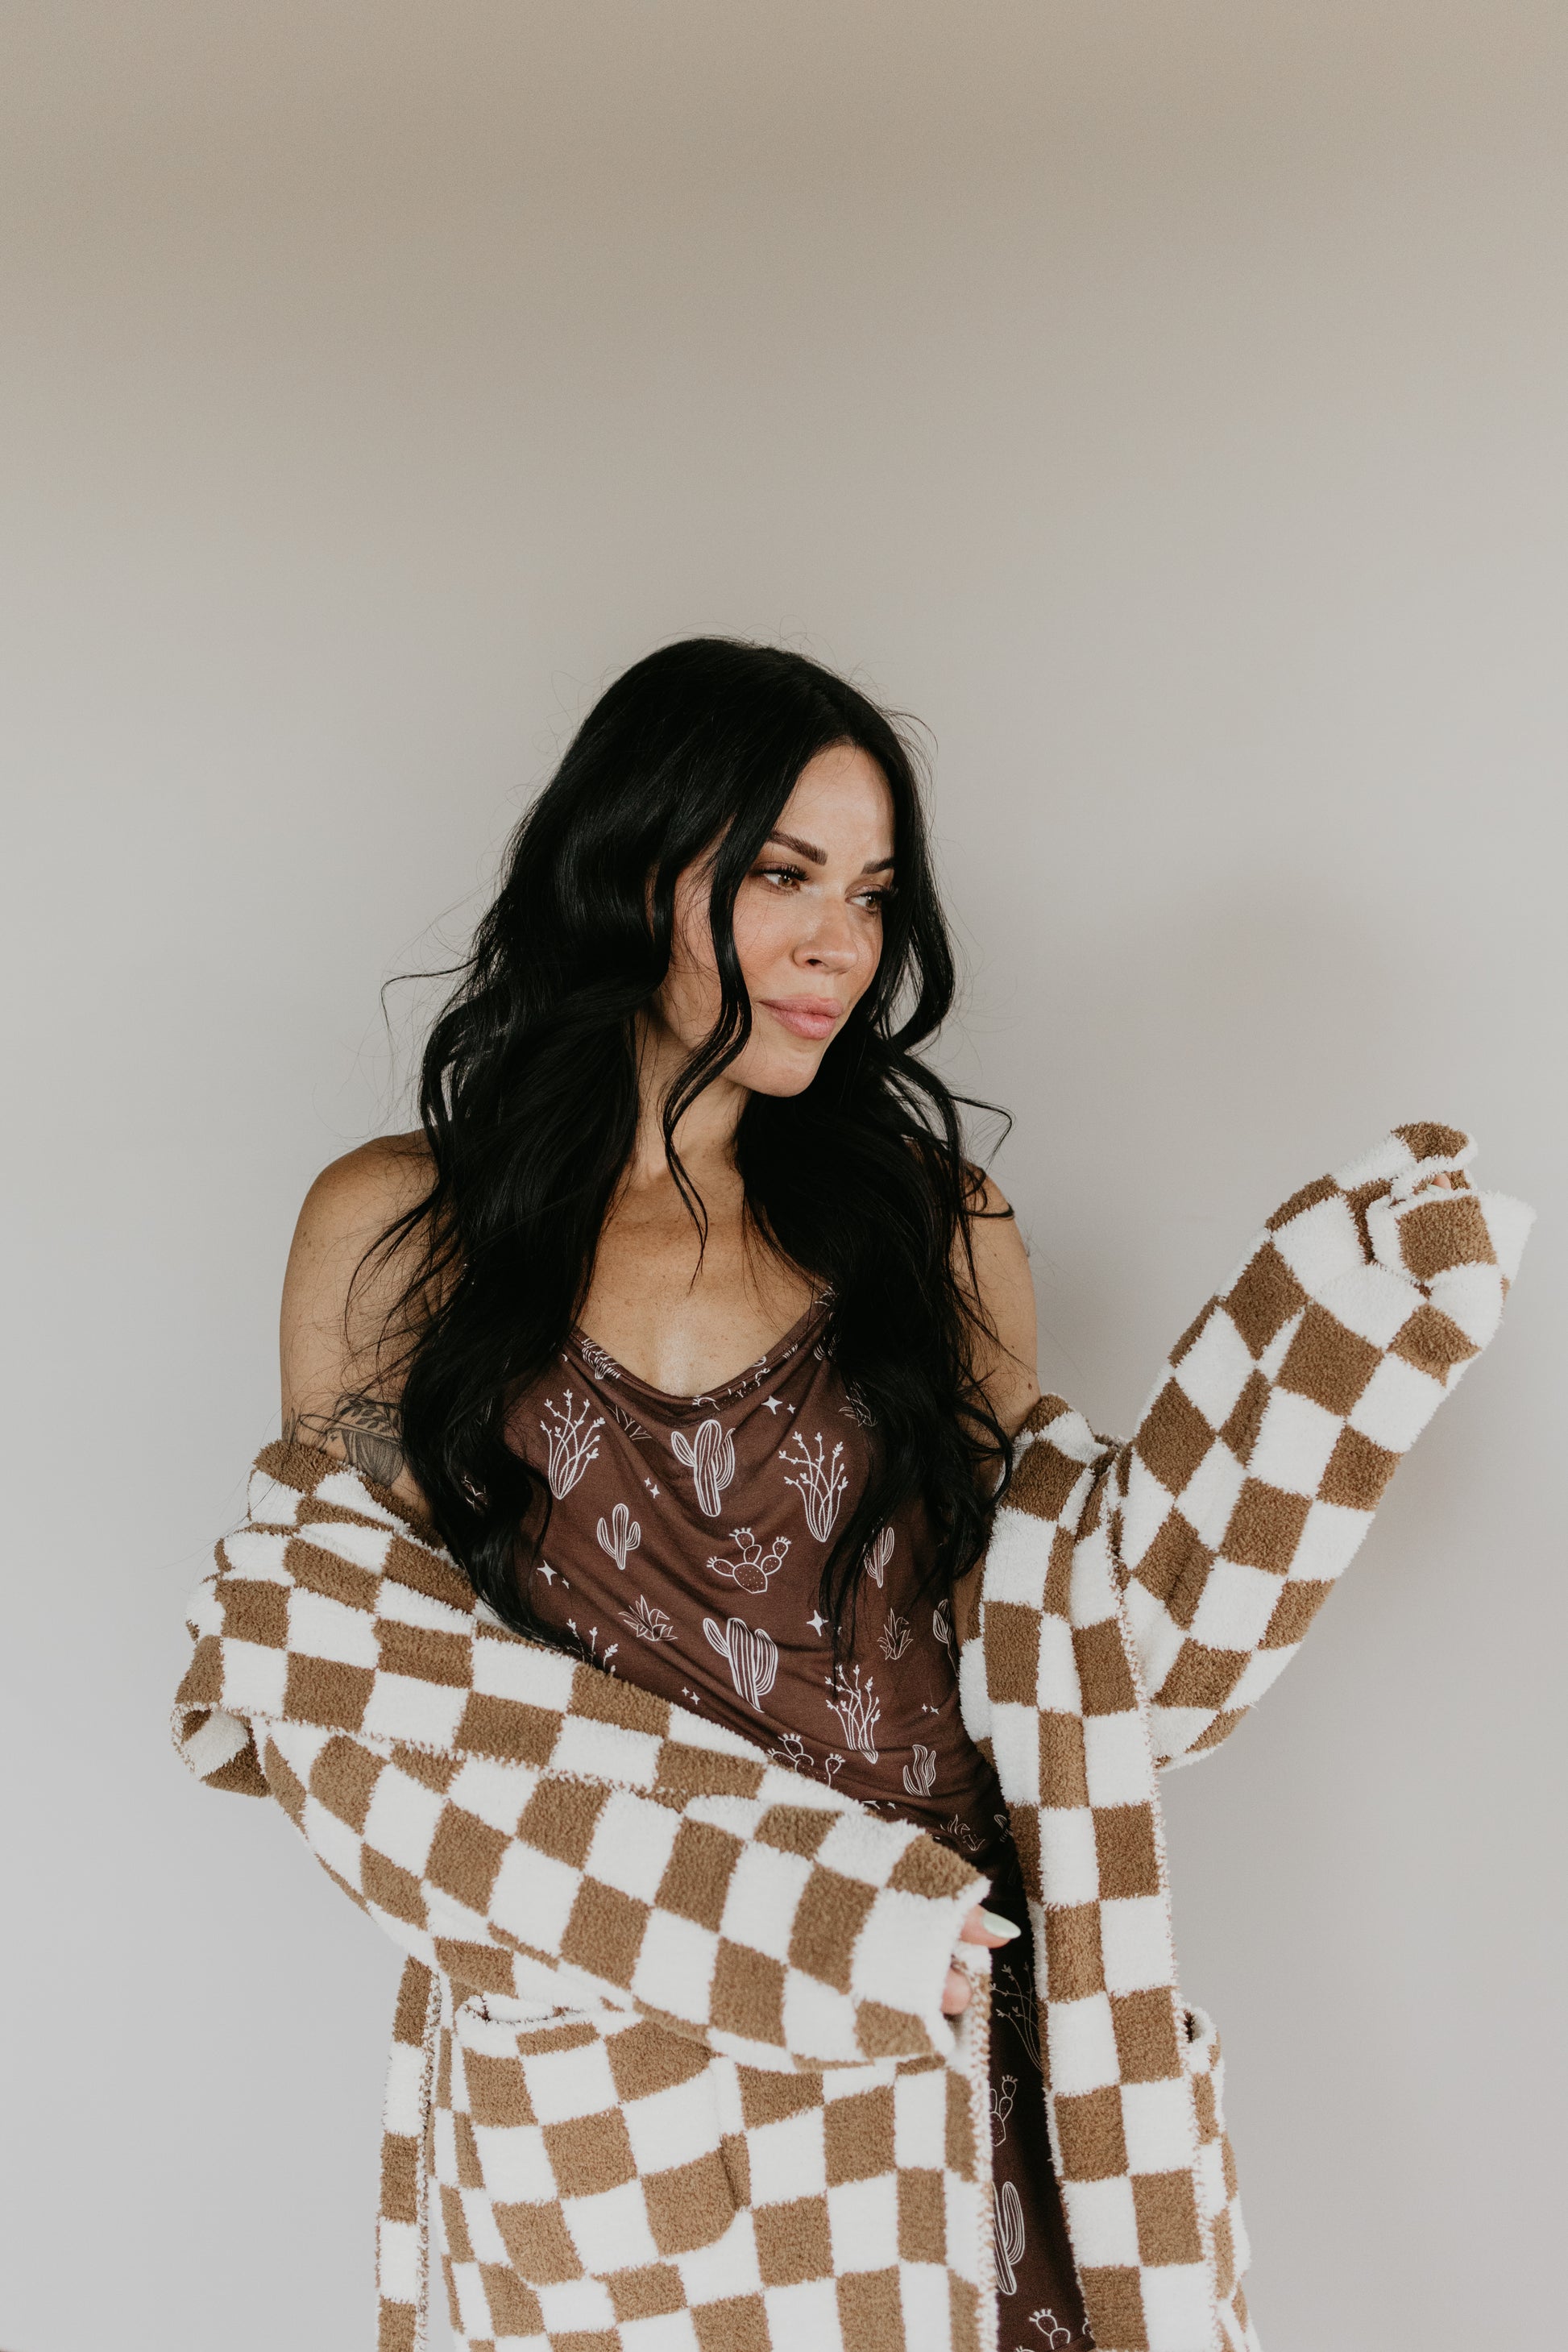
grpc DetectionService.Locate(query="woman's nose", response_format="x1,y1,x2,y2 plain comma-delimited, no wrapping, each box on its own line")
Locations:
794,904,861,972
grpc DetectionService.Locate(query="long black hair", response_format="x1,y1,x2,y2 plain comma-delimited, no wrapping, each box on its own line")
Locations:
367,637,1014,1660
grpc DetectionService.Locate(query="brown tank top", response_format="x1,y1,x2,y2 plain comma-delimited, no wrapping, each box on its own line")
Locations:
504,1297,1092,2350
503,1296,1008,1865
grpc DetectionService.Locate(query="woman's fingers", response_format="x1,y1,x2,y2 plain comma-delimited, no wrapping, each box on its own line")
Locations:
944,1901,1027,2011
956,1902,1022,1946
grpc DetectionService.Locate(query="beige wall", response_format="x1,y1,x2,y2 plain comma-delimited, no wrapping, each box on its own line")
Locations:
2,5,1562,2346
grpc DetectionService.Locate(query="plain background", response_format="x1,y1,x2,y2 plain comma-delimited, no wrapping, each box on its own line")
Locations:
1,5,1562,2347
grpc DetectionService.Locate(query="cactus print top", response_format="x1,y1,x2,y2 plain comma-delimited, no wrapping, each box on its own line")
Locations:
506,1299,1090,2350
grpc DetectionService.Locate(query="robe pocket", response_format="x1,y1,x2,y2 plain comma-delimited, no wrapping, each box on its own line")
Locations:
446,1997,744,2279
1181,2005,1248,2296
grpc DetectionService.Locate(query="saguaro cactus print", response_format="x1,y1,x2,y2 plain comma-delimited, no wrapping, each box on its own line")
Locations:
993,2177,1026,2296
671,1417,735,1516
702,1614,778,1710
595,1502,641,1572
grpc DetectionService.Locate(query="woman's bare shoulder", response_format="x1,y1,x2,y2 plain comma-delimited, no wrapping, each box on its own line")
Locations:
293,1130,433,1246
279,1131,434,1503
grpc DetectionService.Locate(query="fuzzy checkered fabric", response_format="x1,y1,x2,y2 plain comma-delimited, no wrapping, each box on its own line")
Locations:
175,1122,1528,2352
175,1448,993,2352
950,1122,1529,2352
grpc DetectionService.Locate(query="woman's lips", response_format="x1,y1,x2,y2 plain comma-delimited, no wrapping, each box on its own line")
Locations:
760,997,842,1041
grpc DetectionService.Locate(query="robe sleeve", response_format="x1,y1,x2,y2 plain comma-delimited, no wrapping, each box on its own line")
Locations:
1102,1122,1531,1765
174,1448,989,2074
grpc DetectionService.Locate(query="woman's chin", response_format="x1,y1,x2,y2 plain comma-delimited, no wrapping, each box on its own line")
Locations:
731,1040,827,1099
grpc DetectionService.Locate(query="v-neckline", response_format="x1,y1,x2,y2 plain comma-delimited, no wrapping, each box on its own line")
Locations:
567,1293,831,1413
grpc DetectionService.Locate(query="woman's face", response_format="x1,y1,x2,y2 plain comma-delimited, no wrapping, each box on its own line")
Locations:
656,740,897,1098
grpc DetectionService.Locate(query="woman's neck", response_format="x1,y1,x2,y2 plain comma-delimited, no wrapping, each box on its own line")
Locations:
628,1007,749,1192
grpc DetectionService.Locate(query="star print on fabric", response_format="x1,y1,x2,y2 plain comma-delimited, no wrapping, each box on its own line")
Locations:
644,1480,660,1496
762,1397,785,1416
536,1562,558,1583
807,1609,827,1636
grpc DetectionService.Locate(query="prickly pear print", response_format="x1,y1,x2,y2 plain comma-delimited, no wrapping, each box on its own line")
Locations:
540,1389,604,1498
778,1428,848,1541
989,2071,1017,2148
706,1525,790,1595
671,1416,735,1516
702,1614,778,1711
595,1501,641,1571
864,1523,894,1586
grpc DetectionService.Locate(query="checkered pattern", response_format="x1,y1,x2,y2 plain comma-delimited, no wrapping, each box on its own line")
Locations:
176,1124,1529,2352
952,1124,1529,2352
174,1445,991,2352
1116,1123,1530,1767
1182,2010,1256,2352
423,1976,990,2352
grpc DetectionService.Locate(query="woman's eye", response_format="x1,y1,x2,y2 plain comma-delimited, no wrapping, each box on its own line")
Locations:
754,864,806,890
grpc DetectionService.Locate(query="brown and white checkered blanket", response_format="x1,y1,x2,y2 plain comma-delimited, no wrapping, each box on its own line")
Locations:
174,1122,1529,2352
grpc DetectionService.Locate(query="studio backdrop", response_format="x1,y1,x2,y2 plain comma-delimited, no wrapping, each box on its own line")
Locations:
1,6,1562,2350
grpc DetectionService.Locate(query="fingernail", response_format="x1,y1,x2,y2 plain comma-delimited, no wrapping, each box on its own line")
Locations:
978,1907,1023,1941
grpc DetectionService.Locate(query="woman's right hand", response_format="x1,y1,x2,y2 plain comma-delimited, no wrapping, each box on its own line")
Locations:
942,1902,1023,2014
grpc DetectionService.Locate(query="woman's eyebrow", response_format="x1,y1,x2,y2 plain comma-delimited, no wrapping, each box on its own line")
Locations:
765,828,895,875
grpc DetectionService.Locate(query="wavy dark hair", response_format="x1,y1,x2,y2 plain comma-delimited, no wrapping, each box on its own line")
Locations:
367,637,1014,1663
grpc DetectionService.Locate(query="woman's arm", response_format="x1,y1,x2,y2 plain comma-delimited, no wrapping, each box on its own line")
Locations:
278,1134,433,1516
959,1172,1043,1441
1100,1123,1529,1763
176,1441,993,2073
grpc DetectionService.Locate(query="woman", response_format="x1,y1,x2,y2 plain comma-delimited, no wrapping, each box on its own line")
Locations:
176,638,1529,2352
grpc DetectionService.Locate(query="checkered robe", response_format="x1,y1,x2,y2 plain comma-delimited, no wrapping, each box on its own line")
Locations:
174,1452,998,2352
949,1122,1530,2352
173,1122,1529,2352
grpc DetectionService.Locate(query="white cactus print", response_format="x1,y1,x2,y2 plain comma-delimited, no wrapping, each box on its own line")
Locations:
703,1614,778,1711
564,1618,618,1673
864,1523,894,1586
931,1595,955,1662
878,1609,912,1661
823,1660,881,1757
595,1501,641,1572
778,1428,848,1541
839,1379,875,1427
989,2072,1017,2147
620,1594,677,1643
540,1389,604,1498
706,1526,790,1595
1027,2315,1073,2350
902,1742,937,1795
993,2177,1026,2297
672,1417,736,1516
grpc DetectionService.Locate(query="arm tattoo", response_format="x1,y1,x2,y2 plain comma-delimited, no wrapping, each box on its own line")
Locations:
284,1393,406,1489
